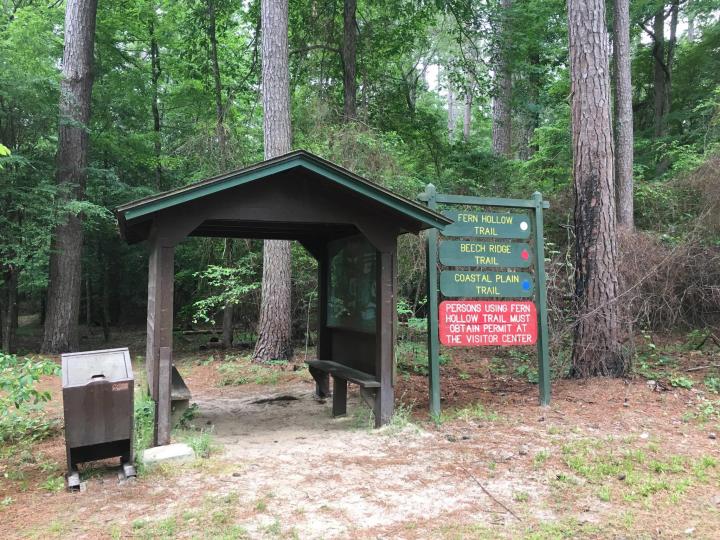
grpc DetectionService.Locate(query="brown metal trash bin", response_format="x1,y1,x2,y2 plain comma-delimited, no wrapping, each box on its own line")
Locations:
62,348,136,489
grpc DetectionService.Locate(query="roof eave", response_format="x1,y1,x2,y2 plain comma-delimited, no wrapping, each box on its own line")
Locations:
116,151,451,233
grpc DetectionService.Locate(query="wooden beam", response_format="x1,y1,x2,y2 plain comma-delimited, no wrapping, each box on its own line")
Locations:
157,347,172,445
146,236,175,446
374,248,395,426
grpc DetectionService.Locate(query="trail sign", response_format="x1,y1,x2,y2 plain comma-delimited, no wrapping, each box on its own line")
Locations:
419,187,551,418
440,271,534,298
439,301,537,346
442,210,531,239
439,241,532,268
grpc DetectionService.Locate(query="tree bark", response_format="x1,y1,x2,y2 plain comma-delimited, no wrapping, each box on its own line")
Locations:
491,0,512,157
568,0,626,377
518,52,540,160
42,0,98,353
150,17,163,191
652,7,668,140
651,1,679,174
614,0,634,228
254,0,293,363
221,239,234,348
206,0,235,347
463,85,472,143
342,0,357,122
447,83,456,142
208,0,227,167
2,265,18,353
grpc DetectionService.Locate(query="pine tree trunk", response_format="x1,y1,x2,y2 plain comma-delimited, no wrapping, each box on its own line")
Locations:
614,0,634,228
208,0,227,167
2,265,18,353
652,1,679,174
463,87,472,143
221,239,234,348
254,0,293,363
42,0,98,353
568,0,626,377
150,17,163,191
447,84,456,142
206,0,235,347
491,0,512,157
342,0,357,122
687,0,695,41
518,52,540,160
652,8,668,140
102,254,111,341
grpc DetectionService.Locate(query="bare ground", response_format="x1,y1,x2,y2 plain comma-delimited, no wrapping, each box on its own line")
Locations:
1,337,720,539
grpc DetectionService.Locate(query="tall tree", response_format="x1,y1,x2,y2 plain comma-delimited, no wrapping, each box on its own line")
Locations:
463,83,472,143
568,0,626,376
491,0,512,157
644,1,679,142
447,83,457,142
342,0,357,122
205,0,235,348
149,14,163,191
253,0,293,363
614,0,634,228
42,0,99,353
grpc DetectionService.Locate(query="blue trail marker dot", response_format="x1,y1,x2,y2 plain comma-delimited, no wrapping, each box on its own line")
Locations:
522,280,531,291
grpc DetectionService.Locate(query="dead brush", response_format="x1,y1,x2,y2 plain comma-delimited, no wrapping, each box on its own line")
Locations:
543,154,720,368
618,227,720,329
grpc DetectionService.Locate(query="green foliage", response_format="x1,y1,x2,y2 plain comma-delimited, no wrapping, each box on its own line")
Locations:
668,376,694,390
1,0,719,354
134,388,155,467
704,376,720,394
191,254,261,325
217,357,281,386
0,353,59,442
181,428,217,459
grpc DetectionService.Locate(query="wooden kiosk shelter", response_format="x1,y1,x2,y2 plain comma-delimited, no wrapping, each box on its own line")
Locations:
116,151,450,446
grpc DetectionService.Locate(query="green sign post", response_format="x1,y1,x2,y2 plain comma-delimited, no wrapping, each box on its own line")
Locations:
418,187,551,418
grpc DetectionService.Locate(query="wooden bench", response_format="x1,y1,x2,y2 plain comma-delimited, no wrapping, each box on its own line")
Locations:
170,365,192,426
306,360,379,417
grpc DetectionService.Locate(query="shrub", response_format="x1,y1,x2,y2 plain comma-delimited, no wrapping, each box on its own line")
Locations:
0,353,60,442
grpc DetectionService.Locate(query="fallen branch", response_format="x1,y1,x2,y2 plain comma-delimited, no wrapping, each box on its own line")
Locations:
460,465,522,521
686,364,720,372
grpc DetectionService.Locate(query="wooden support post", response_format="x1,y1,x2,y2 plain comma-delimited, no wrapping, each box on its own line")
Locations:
332,377,347,417
146,238,174,446
422,184,441,418
374,249,395,427
314,248,331,397
157,347,172,445
533,192,551,406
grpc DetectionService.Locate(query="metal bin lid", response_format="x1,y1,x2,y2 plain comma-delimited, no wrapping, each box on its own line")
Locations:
62,348,133,387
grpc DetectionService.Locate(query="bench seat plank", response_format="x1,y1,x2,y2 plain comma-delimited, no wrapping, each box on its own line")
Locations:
306,360,380,388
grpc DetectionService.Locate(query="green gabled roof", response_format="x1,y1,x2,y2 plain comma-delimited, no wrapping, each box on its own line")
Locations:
116,150,450,233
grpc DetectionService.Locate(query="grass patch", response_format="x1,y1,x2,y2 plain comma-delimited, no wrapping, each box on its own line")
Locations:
180,428,219,458
217,357,283,386
434,402,501,425
350,403,375,430
124,491,249,539
381,402,418,435
533,450,550,468
133,387,155,473
557,438,719,505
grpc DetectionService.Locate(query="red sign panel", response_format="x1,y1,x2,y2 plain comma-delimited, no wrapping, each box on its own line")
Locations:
439,301,537,347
